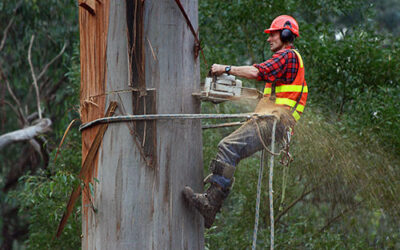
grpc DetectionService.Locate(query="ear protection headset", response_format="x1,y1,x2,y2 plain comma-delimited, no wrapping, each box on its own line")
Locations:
280,21,295,43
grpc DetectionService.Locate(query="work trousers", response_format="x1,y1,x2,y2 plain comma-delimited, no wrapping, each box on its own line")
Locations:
215,117,287,167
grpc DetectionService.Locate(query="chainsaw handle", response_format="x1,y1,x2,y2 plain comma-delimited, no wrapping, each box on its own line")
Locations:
208,69,218,83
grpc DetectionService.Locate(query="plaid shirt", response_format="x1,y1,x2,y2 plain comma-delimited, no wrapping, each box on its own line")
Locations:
253,45,298,84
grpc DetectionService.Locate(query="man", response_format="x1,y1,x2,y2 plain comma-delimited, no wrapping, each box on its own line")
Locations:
183,15,308,228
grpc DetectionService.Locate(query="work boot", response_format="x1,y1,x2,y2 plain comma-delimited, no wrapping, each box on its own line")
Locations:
183,183,230,228
183,159,235,228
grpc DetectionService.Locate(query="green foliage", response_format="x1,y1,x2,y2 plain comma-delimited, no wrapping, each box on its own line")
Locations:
306,30,400,152
10,170,81,249
0,0,80,247
8,47,82,248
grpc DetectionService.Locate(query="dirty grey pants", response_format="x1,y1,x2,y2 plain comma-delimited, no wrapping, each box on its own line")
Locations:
215,117,287,167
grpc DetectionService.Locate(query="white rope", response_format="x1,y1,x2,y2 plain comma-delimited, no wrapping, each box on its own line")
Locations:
251,118,277,250
269,119,277,250
252,149,265,249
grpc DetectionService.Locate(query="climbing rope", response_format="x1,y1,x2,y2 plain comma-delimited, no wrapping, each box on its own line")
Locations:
269,119,277,250
252,149,265,250
79,113,274,131
251,118,277,250
279,130,293,212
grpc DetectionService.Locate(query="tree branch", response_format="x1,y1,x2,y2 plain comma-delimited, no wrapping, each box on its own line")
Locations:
275,185,317,225
0,66,27,124
0,0,23,52
0,118,52,150
317,200,363,234
0,67,21,108
28,35,42,119
37,42,67,83
3,146,35,192
28,138,44,162
0,17,15,52
2,100,20,120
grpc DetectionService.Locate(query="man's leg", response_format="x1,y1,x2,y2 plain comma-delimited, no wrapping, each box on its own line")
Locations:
183,117,285,228
215,117,279,166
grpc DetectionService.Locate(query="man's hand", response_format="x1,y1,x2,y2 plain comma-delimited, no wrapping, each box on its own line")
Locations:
211,64,227,76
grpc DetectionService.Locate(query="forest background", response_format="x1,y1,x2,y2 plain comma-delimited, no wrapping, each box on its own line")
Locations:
0,0,399,249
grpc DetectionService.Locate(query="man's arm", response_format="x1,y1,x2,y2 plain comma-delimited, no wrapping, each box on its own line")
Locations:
211,64,259,79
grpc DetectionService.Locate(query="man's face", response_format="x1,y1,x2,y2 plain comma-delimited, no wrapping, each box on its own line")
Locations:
267,31,284,52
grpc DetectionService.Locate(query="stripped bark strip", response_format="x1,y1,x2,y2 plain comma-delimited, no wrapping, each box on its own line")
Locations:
174,0,207,65
55,101,117,238
174,0,198,43
79,0,96,15
53,119,77,164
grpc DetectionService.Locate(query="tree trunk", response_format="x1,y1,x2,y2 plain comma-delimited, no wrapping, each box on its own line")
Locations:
79,1,203,249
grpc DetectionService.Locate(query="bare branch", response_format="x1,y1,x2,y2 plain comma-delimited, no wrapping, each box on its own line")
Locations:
0,0,23,52
0,67,27,124
43,75,67,102
2,100,21,120
0,118,52,150
317,200,363,234
3,146,33,192
29,138,43,161
275,185,317,225
37,42,68,82
0,67,20,108
0,17,15,52
27,112,39,123
28,35,42,119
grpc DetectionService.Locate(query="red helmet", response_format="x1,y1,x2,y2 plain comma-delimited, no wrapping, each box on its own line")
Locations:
264,15,299,37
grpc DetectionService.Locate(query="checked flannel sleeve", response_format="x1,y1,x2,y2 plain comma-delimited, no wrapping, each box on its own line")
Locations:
253,47,299,84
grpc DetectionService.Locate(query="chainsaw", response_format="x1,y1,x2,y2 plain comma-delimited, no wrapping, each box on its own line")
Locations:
193,73,263,103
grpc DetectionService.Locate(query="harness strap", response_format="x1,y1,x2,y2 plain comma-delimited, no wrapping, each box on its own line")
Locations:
290,49,305,115
209,159,235,179
269,81,277,101
290,80,304,114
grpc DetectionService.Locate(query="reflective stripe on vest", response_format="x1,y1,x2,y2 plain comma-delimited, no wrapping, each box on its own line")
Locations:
262,49,307,121
275,97,305,112
263,85,308,95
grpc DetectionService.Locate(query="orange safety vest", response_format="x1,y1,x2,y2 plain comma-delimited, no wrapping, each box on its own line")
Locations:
263,49,307,121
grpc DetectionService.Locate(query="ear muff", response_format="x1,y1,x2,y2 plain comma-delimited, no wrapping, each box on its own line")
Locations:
280,21,295,43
